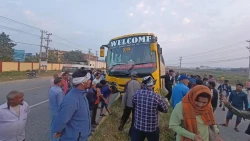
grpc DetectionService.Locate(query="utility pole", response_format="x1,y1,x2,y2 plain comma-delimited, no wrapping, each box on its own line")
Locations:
179,57,182,72
95,51,98,69
38,30,46,74
247,40,250,79
45,33,52,72
88,49,92,66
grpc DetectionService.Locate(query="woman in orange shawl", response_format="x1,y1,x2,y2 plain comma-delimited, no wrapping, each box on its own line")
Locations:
169,85,223,141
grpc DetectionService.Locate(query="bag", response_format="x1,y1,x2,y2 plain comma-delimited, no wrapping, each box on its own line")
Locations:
209,125,217,141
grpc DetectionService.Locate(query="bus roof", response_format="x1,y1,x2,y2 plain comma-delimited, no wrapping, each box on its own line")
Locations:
110,33,156,41
62,64,92,69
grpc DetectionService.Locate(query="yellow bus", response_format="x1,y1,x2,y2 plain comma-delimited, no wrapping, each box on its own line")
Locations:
100,33,166,94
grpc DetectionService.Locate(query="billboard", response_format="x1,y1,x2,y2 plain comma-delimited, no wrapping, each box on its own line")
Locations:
25,53,32,57
13,50,25,62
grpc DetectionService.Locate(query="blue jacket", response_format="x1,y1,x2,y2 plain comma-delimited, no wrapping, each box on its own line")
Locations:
229,90,248,110
49,85,64,115
171,82,189,108
52,88,91,140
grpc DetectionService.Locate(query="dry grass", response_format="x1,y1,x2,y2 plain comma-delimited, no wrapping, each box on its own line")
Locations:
0,70,60,82
89,92,174,141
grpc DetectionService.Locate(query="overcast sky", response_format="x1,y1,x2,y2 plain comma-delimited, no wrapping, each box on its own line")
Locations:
0,0,250,68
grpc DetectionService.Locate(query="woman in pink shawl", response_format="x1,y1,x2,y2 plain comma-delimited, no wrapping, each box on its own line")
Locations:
62,71,70,94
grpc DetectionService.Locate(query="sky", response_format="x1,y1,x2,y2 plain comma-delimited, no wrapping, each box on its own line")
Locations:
0,0,250,68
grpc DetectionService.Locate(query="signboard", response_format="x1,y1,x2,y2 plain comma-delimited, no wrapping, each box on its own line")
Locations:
25,53,32,57
13,50,25,62
110,35,152,48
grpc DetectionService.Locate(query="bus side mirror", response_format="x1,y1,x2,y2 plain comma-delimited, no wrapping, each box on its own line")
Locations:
100,46,105,57
150,43,157,52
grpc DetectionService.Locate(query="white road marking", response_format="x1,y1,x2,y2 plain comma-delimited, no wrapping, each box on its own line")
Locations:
21,85,47,92
30,99,49,108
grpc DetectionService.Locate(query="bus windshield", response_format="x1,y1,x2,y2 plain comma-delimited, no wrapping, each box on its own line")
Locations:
106,43,156,68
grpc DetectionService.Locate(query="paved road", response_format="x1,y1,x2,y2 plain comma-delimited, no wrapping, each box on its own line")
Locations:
0,77,118,141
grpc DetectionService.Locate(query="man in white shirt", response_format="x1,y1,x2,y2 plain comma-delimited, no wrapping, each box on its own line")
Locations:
92,72,101,85
0,90,30,141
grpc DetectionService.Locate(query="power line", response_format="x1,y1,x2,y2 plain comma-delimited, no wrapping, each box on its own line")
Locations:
12,41,45,47
0,25,40,37
181,41,245,58
166,43,246,62
52,34,87,50
167,56,248,66
0,16,41,30
0,16,88,50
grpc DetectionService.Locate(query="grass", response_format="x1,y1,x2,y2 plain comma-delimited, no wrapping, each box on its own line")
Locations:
182,69,248,85
89,92,174,141
0,70,61,82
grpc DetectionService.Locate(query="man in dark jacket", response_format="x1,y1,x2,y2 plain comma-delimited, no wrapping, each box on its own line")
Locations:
86,83,103,131
208,81,218,112
161,70,175,102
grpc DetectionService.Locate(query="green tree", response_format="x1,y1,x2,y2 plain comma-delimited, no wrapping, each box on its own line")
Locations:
0,32,16,61
48,51,58,63
25,53,39,62
63,50,83,63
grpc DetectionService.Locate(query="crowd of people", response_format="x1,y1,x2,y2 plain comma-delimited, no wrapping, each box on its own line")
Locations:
163,70,250,141
1,68,250,141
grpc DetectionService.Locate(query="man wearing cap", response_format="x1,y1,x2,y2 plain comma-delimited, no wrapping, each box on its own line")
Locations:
119,71,141,134
49,77,64,141
171,75,189,109
131,76,168,141
52,69,92,141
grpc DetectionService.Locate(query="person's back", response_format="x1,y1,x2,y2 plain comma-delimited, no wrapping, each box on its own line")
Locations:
52,88,91,140
172,82,189,108
133,88,168,132
123,79,141,108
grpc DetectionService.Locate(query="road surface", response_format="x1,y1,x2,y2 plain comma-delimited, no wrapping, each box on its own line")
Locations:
0,77,118,141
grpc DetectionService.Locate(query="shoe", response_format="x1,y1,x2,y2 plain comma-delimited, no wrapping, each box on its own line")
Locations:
118,125,123,131
234,128,239,132
100,114,106,117
94,122,99,126
222,108,225,111
219,123,228,127
92,124,97,128
219,104,222,107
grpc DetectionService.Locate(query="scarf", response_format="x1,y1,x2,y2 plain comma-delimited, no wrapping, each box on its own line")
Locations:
72,73,91,85
181,85,216,141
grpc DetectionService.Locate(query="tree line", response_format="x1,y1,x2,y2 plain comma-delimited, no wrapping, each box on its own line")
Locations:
0,32,90,64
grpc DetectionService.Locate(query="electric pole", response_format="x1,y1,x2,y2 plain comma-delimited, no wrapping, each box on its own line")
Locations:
95,51,98,69
39,30,47,74
247,40,250,79
45,33,52,72
179,57,182,72
88,49,92,66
